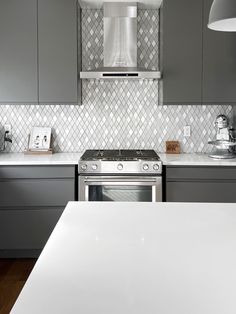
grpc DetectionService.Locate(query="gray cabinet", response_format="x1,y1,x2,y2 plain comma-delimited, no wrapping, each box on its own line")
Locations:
202,0,236,104
0,0,38,103
0,166,75,257
0,180,74,207
0,0,79,104
162,0,236,105
166,166,236,203
162,0,203,104
0,208,64,251
38,0,78,103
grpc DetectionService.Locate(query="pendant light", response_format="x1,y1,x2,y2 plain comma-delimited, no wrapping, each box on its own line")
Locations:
208,0,236,32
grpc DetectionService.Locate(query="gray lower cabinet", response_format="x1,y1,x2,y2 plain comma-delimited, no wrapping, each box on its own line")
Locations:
0,0,38,102
166,166,236,203
0,166,75,257
0,208,64,254
162,0,203,104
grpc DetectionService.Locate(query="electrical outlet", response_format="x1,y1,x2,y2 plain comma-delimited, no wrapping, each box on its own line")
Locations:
4,124,11,134
183,125,191,137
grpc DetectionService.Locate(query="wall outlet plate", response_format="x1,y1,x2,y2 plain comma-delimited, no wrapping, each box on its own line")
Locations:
183,125,191,137
4,124,11,134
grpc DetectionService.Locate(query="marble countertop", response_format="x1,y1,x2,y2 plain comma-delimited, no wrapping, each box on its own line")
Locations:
11,201,236,314
0,152,236,166
0,152,82,165
159,153,236,166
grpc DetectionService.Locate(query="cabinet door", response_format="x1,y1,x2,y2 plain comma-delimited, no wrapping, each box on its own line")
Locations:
0,179,74,207
162,0,203,104
202,0,236,104
0,208,64,250
166,166,236,180
166,181,236,203
38,0,78,103
0,0,38,102
166,166,236,203
0,166,75,207
0,165,76,256
0,165,75,179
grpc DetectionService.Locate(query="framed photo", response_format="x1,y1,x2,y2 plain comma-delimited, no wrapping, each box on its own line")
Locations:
28,127,52,151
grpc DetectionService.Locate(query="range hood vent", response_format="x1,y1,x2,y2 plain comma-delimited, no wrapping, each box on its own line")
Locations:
80,2,161,80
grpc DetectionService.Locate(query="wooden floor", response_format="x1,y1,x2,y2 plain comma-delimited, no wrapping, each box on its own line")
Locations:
0,259,36,314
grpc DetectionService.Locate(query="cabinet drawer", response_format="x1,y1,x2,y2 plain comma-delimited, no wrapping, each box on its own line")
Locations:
0,179,74,207
0,166,75,179
166,167,236,181
166,181,236,203
0,208,64,249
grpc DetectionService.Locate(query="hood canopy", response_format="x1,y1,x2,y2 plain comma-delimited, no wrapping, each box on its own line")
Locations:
80,2,161,80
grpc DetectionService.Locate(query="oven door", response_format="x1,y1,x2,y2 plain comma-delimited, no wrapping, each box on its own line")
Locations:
79,176,162,202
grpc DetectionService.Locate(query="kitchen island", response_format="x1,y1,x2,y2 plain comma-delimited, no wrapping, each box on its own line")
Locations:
11,202,236,314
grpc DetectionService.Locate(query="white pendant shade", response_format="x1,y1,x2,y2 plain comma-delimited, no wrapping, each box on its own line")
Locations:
208,0,236,32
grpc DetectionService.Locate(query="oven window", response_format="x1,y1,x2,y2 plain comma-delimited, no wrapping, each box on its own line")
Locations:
88,186,152,202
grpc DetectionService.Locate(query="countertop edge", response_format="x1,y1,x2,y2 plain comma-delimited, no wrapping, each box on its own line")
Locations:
159,153,236,166
0,152,82,166
0,152,236,166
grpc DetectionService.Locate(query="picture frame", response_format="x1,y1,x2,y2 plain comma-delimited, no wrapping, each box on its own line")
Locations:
28,127,52,151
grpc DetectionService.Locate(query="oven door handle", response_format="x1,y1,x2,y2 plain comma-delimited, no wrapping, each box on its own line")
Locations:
83,179,161,186
83,179,159,184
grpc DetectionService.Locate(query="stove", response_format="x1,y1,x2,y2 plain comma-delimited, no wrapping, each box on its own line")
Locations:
79,149,162,175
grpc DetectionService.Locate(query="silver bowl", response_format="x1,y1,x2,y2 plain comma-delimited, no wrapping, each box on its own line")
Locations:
208,140,236,150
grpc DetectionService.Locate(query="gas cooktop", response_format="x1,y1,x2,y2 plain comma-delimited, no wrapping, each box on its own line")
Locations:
80,149,160,161
79,150,162,175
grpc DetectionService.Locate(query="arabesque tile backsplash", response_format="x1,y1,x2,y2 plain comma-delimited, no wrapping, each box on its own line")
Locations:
0,9,234,154
0,102,232,154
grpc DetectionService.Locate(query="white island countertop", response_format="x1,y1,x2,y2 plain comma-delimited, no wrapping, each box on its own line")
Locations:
11,202,236,314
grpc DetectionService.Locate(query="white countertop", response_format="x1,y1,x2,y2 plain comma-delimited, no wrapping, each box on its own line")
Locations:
159,152,236,166
0,152,82,165
11,202,236,314
0,152,236,166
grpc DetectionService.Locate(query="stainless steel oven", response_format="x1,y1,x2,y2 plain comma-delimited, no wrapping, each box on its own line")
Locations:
79,175,162,202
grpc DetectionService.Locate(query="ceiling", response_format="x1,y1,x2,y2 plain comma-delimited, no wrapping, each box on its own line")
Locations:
78,0,163,9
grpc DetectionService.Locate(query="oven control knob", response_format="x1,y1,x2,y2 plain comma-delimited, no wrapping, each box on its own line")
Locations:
143,164,149,171
117,163,123,171
91,164,98,171
153,164,160,171
81,164,87,171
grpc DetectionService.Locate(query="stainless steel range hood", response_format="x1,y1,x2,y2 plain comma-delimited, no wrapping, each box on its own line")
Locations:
80,2,161,80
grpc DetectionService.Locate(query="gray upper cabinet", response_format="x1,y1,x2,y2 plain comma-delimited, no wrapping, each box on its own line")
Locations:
163,0,236,105
202,0,236,104
162,0,203,104
0,0,79,104
38,0,78,103
0,0,38,102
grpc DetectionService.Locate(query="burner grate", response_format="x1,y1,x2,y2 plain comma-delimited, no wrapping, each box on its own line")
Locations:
80,149,160,161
